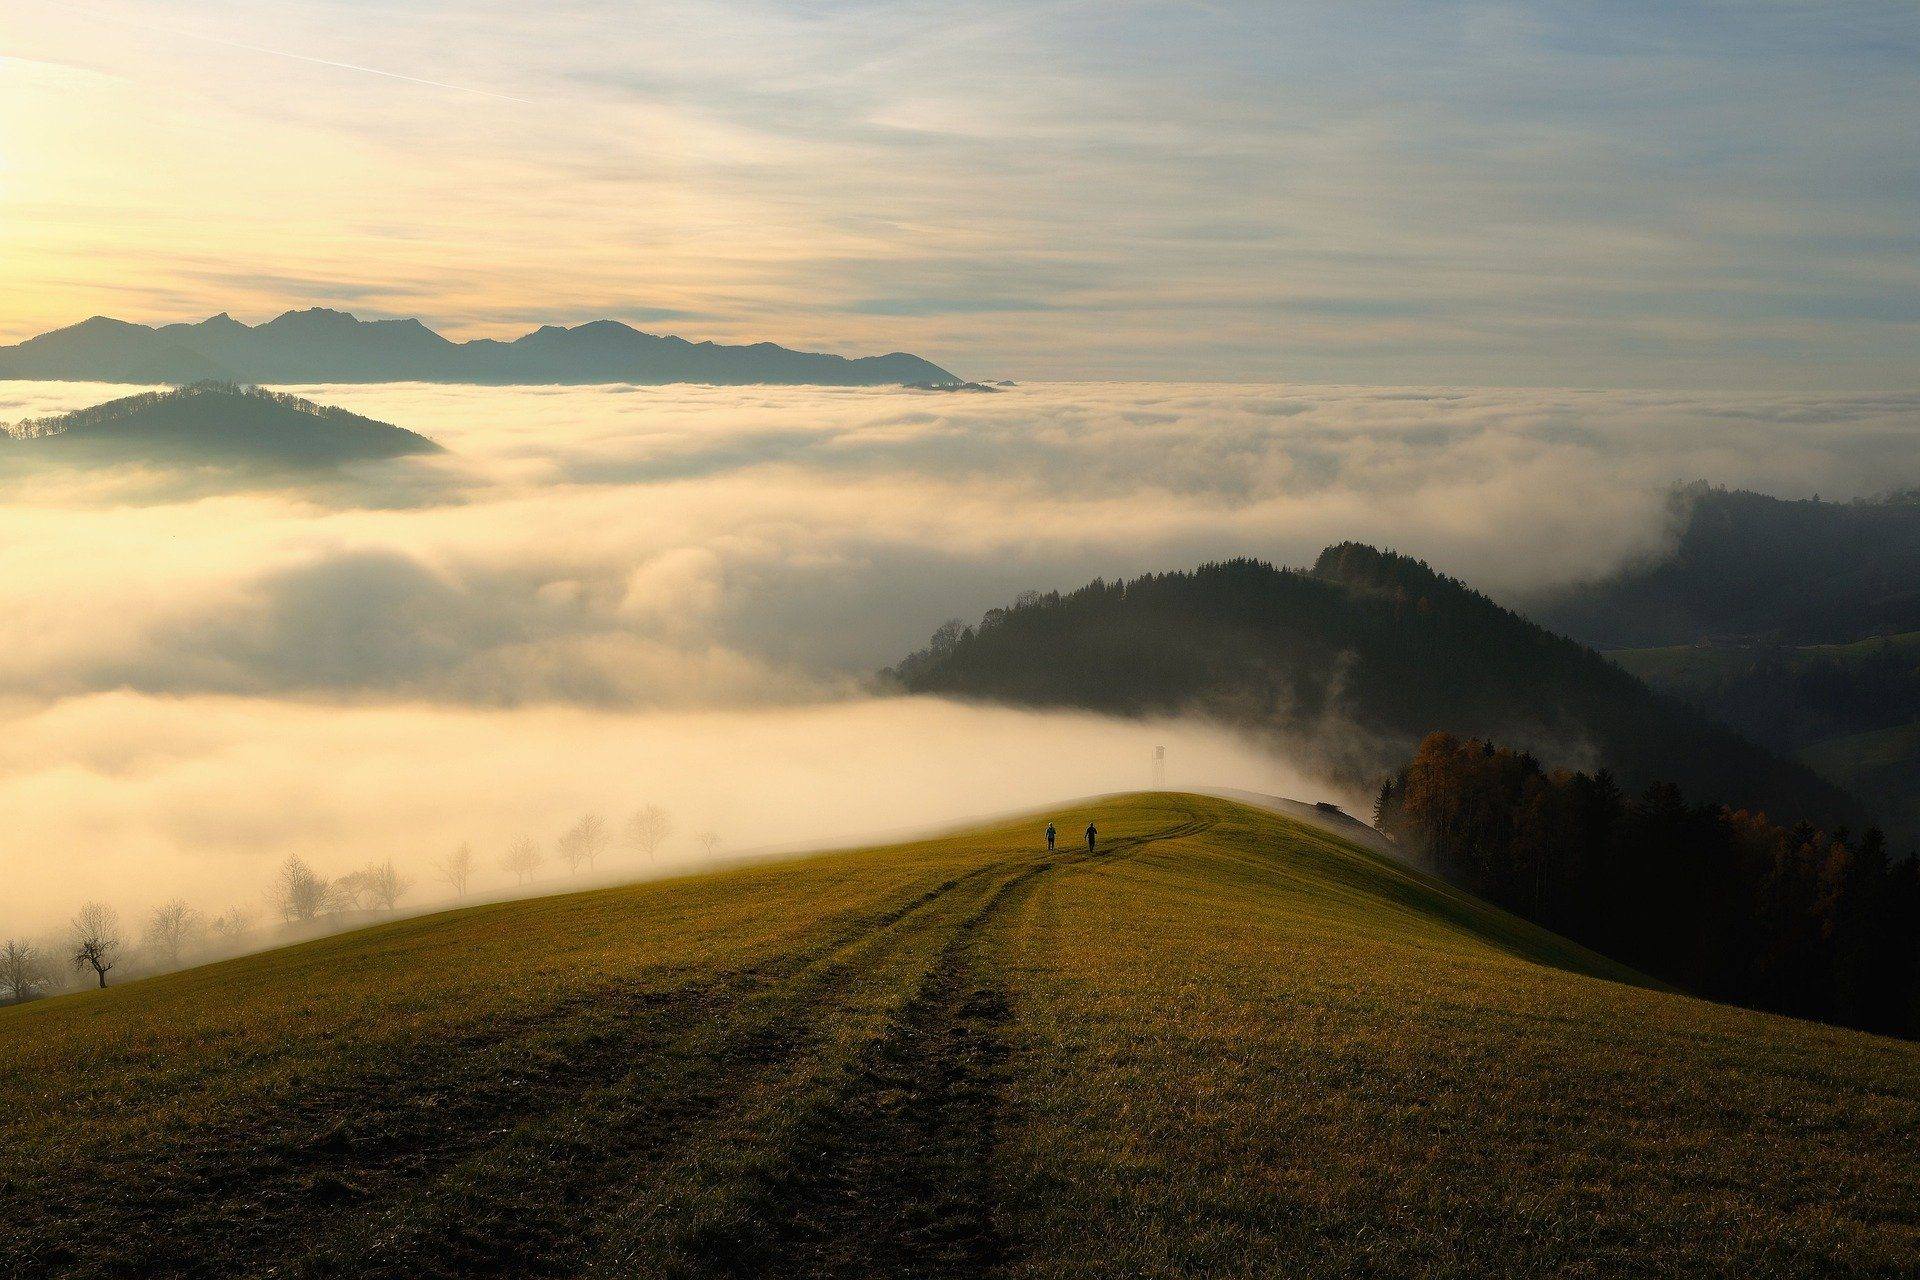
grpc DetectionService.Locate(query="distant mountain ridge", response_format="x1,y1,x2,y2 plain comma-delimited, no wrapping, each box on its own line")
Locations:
1530,484,1920,649
890,547,1867,831
1532,484,1920,843
0,309,959,387
6,382,441,467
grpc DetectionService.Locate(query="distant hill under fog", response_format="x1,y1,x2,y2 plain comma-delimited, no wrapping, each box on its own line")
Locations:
5,382,442,468
0,309,959,387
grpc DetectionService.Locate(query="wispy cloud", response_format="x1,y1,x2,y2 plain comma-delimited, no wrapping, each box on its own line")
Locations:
38,0,533,101
2,1,1917,385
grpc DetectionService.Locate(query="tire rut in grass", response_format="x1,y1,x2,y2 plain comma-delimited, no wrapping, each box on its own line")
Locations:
738,811,1217,1279
742,869,1037,1279
276,863,1025,1279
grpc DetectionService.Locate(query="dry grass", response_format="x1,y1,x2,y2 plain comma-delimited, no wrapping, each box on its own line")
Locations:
1,794,1914,1278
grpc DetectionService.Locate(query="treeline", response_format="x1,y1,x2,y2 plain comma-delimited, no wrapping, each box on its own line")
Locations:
1375,733,1920,1038
0,804,705,1005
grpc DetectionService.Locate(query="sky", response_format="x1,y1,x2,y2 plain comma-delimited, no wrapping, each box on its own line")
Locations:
2,1,1917,386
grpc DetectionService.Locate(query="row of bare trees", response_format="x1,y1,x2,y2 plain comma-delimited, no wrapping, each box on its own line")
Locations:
2,804,718,1002
270,856,416,925
0,898,258,1003
493,806,687,886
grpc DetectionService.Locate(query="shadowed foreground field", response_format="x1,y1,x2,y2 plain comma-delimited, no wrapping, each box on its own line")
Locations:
3,794,1917,1277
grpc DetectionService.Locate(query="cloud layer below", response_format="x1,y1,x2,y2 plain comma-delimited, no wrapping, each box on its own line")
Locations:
0,691,1303,936
0,377,1915,933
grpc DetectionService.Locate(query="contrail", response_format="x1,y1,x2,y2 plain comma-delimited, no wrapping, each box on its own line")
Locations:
37,0,532,103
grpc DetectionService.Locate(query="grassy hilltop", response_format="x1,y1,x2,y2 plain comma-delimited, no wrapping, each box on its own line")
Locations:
3,794,1917,1278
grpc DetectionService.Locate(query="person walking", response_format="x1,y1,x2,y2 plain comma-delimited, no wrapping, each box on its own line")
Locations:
1085,821,1097,852
1046,822,1056,851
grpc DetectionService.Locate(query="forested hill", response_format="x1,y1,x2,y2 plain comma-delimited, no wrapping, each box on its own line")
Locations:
892,547,1867,830
5,382,441,468
1532,485,1920,649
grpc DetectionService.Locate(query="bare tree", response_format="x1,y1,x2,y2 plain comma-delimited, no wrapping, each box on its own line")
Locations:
556,827,588,876
333,869,376,912
329,860,411,914
206,907,256,952
142,900,205,969
557,814,609,875
1,939,49,1003
273,855,331,924
623,804,673,862
694,830,722,858
501,836,544,885
366,859,412,911
434,842,476,897
70,902,120,989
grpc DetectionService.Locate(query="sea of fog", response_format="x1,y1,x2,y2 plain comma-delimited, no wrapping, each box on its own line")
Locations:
1,379,1916,939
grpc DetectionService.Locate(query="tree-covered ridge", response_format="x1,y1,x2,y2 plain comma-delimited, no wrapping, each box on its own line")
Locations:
1535,483,1920,649
1565,485,1920,844
8,382,415,440
4,381,441,466
891,548,1866,831
1375,732,1920,1039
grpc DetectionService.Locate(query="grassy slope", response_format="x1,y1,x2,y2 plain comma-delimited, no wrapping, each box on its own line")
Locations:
1609,631,1920,684
1611,636,1920,834
2,795,1915,1278
1800,720,1920,833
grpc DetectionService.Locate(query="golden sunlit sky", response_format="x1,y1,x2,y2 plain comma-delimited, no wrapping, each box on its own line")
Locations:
2,1,1917,385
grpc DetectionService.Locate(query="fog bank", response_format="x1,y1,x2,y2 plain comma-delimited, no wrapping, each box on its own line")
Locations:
3,381,1916,709
0,378,1915,949
0,692,1318,939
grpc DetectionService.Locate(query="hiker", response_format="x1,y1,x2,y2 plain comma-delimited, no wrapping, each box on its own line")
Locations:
1046,822,1056,851
1085,821,1097,852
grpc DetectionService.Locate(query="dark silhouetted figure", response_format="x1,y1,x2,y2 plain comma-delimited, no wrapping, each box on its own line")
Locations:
1046,823,1056,851
1085,822,1097,852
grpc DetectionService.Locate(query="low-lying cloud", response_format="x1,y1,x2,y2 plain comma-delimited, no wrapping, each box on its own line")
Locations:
0,378,1915,941
0,693,1306,937
4,380,1917,706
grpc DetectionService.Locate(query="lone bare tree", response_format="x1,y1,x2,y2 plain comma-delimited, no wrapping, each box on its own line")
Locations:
206,907,256,952
333,869,376,912
1,939,49,1003
623,805,673,862
70,902,120,989
434,843,476,897
274,855,331,924
367,859,412,911
557,814,609,875
501,836,544,885
142,900,204,969
694,830,722,858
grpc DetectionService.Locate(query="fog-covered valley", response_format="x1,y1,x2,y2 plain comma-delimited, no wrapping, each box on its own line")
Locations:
2,377,1916,952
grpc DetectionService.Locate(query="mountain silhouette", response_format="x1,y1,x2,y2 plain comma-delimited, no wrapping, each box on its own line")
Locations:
6,382,442,468
0,309,958,386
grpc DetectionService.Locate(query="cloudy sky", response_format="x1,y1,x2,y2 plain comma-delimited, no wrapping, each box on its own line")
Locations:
3,1,1916,386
